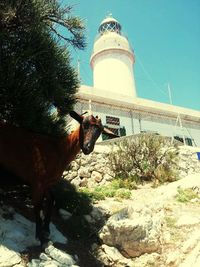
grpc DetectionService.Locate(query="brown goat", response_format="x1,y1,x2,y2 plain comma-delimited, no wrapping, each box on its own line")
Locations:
0,111,116,245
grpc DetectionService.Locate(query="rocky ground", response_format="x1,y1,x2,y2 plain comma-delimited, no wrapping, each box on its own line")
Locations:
93,173,200,267
0,144,200,267
1,172,200,267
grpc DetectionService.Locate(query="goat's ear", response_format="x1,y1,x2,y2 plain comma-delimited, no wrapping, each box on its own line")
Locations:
103,127,119,138
69,111,83,124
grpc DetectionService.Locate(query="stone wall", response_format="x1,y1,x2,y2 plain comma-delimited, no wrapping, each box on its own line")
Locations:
63,144,200,187
178,146,200,176
63,145,115,188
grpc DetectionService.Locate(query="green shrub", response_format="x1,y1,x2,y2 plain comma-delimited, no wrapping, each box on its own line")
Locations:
112,177,138,190
109,133,179,184
176,188,199,203
115,188,132,199
80,181,132,201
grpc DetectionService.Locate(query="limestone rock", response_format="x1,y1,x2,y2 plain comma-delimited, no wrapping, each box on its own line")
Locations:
179,241,200,267
28,259,40,267
40,252,51,261
78,167,90,178
103,173,113,181
70,161,79,171
176,214,200,227
79,177,88,187
0,245,21,267
166,251,181,266
99,206,162,257
181,230,200,254
91,171,103,182
132,252,161,267
70,176,81,187
98,244,134,267
59,209,72,221
45,244,75,265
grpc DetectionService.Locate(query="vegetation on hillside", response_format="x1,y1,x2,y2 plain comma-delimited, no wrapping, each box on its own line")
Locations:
176,187,200,203
80,179,132,201
109,134,179,185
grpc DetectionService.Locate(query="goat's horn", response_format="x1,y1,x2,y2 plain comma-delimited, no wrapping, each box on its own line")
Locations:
103,127,119,137
81,111,88,116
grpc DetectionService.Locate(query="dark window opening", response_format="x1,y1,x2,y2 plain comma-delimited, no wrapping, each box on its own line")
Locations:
106,116,120,125
120,126,126,136
174,136,184,143
185,137,193,146
174,136,193,146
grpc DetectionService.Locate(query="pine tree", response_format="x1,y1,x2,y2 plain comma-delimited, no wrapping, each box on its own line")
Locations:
0,0,85,136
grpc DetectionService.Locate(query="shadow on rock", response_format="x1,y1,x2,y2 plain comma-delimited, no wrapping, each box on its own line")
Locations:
0,170,105,267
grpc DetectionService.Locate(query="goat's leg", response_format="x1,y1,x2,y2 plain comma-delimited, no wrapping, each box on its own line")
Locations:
34,200,44,242
43,189,54,237
32,188,49,246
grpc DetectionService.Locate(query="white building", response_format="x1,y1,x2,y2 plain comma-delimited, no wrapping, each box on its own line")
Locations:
75,15,200,146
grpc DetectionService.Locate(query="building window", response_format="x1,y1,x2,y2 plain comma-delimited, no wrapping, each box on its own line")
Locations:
174,136,184,144
174,136,193,146
185,137,193,146
120,126,126,136
103,116,126,140
106,116,120,126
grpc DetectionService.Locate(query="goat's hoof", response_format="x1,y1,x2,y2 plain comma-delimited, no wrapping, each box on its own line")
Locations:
37,231,51,250
41,240,53,250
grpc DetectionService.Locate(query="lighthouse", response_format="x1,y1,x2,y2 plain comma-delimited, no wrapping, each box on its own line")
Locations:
90,15,137,99
77,14,200,145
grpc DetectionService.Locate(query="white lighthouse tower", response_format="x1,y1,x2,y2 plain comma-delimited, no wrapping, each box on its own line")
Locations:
90,15,137,100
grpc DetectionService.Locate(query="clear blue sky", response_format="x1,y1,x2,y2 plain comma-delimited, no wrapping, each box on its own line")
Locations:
65,0,200,111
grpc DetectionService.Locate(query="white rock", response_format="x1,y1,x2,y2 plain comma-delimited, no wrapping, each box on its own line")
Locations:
87,179,97,188
0,245,21,267
101,244,127,262
79,177,88,187
99,207,162,257
78,167,90,178
70,177,81,187
0,207,67,253
182,230,200,253
49,223,68,244
28,259,40,267
103,174,113,181
70,161,79,171
39,260,59,267
59,209,72,221
68,171,78,180
179,242,200,267
176,214,200,227
39,252,51,261
98,244,134,267
45,244,75,265
91,171,103,182
166,251,180,265
84,214,94,223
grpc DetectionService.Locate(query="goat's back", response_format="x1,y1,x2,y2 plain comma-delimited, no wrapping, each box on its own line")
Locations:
0,122,65,185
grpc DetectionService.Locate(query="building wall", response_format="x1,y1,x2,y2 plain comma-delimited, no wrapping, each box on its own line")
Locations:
75,100,200,147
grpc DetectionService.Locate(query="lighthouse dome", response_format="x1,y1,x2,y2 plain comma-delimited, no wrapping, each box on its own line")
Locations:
91,15,134,65
98,16,121,34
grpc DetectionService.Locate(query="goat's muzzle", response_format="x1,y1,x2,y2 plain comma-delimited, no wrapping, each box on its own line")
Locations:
82,142,94,155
